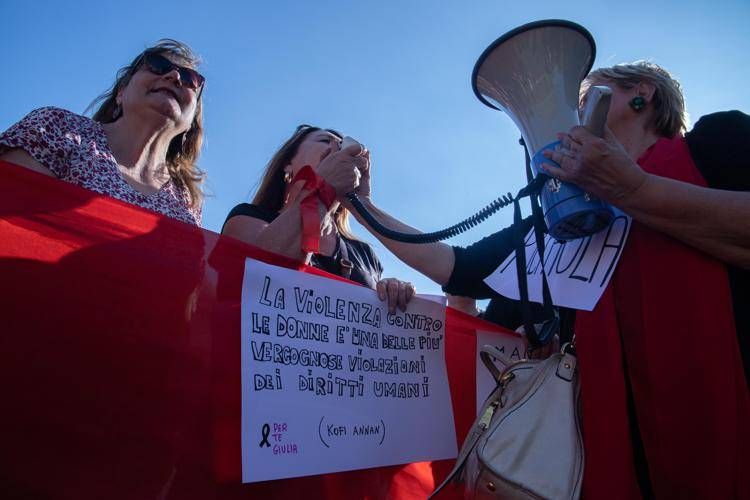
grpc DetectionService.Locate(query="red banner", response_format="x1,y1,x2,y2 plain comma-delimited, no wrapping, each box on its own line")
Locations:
0,160,516,499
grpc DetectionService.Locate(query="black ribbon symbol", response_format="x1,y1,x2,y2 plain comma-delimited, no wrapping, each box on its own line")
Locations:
258,423,271,448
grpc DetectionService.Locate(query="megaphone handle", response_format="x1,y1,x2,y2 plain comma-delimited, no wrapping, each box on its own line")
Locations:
582,86,612,137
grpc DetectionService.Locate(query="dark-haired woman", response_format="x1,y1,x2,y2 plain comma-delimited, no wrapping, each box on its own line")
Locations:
0,39,206,225
222,125,415,312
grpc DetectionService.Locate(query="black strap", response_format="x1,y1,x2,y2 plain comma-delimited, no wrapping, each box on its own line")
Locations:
336,237,353,280
513,139,559,348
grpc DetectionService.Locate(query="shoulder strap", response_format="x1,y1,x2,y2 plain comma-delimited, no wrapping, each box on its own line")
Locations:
513,140,559,348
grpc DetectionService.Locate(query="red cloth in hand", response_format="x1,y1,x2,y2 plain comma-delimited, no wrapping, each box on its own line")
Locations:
292,165,337,254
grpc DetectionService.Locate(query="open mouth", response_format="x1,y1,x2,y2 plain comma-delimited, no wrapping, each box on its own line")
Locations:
151,87,180,103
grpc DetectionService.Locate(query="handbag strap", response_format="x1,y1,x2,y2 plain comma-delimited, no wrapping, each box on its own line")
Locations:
479,344,514,383
513,143,559,348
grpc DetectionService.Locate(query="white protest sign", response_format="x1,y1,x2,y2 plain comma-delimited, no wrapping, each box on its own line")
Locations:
475,330,536,416
484,211,631,311
240,259,457,483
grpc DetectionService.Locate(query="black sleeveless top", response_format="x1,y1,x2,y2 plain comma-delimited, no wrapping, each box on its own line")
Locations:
224,203,383,290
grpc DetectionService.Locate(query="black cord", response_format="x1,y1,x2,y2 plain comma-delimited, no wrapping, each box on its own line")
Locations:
346,174,548,244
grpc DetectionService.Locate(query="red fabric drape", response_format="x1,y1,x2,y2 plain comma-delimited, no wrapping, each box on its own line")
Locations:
576,137,749,499
0,160,510,499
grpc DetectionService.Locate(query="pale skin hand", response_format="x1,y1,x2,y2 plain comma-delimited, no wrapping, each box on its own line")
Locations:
542,125,750,269
377,278,416,314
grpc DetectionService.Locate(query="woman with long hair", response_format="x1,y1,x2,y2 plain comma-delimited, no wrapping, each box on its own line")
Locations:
0,39,206,225
222,125,415,311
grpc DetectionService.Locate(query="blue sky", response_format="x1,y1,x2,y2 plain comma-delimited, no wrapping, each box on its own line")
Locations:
2,0,748,297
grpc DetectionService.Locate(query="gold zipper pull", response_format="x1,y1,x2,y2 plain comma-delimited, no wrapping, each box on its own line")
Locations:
478,401,499,430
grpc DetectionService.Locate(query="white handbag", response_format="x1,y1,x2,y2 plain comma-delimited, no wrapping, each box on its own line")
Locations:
431,343,584,499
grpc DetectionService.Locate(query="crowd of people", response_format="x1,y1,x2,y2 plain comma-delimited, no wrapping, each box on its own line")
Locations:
1,39,747,498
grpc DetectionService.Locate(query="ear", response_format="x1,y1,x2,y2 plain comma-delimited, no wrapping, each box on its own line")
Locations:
636,81,656,102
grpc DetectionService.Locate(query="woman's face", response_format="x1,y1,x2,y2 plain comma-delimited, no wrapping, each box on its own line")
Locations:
585,79,647,133
117,53,200,133
286,130,342,176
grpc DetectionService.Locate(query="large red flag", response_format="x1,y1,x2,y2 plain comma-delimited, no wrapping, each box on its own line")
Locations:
0,160,514,499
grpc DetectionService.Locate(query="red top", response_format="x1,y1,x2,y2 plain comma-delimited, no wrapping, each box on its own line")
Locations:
575,135,749,499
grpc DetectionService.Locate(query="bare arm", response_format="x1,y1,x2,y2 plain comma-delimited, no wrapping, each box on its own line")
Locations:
618,174,750,268
0,148,54,176
222,192,328,261
343,196,456,286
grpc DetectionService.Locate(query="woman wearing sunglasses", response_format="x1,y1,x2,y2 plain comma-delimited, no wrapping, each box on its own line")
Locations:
0,39,206,225
222,125,416,312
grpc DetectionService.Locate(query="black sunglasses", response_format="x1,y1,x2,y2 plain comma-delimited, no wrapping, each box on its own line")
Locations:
142,53,205,93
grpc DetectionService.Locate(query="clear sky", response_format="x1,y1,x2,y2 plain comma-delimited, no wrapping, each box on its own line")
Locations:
2,0,748,297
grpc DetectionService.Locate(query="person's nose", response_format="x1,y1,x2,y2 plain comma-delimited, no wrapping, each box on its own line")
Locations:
163,68,183,88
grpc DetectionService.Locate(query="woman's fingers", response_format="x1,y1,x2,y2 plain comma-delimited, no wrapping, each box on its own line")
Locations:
376,279,416,313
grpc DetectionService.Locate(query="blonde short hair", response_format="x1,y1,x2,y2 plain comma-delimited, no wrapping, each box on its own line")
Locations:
582,61,688,137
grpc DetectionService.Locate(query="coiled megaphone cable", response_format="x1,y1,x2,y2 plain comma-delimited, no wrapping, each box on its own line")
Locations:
346,173,547,244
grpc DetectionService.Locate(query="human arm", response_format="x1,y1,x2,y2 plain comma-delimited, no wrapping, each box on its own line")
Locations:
0,107,78,177
222,145,364,261
446,294,482,316
0,148,54,176
543,120,750,269
342,195,456,285
222,195,327,261
342,151,531,288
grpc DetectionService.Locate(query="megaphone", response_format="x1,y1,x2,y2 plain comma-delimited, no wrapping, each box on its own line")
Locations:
472,20,614,240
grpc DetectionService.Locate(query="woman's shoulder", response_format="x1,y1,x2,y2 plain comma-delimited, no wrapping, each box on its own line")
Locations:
685,110,750,191
19,106,95,133
225,203,277,224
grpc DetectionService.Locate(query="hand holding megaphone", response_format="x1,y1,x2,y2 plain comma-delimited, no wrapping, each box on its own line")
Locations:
541,88,649,204
316,138,366,197
336,136,371,199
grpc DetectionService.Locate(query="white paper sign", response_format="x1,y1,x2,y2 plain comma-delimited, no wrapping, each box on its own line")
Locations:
240,259,457,483
475,330,535,416
484,211,631,311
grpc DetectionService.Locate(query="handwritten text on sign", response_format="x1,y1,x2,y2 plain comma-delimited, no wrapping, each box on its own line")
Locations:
240,259,457,483
484,212,631,311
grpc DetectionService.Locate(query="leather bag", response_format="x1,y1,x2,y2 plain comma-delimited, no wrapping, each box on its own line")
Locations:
431,344,584,499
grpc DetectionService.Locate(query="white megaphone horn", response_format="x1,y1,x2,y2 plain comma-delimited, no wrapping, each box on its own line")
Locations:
472,20,614,240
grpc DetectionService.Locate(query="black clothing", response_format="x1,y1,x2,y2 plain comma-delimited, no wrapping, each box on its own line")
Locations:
444,111,749,379
442,216,543,330
224,203,383,289
686,110,750,382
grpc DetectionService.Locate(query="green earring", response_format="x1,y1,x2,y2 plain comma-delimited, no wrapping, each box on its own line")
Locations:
630,96,646,112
